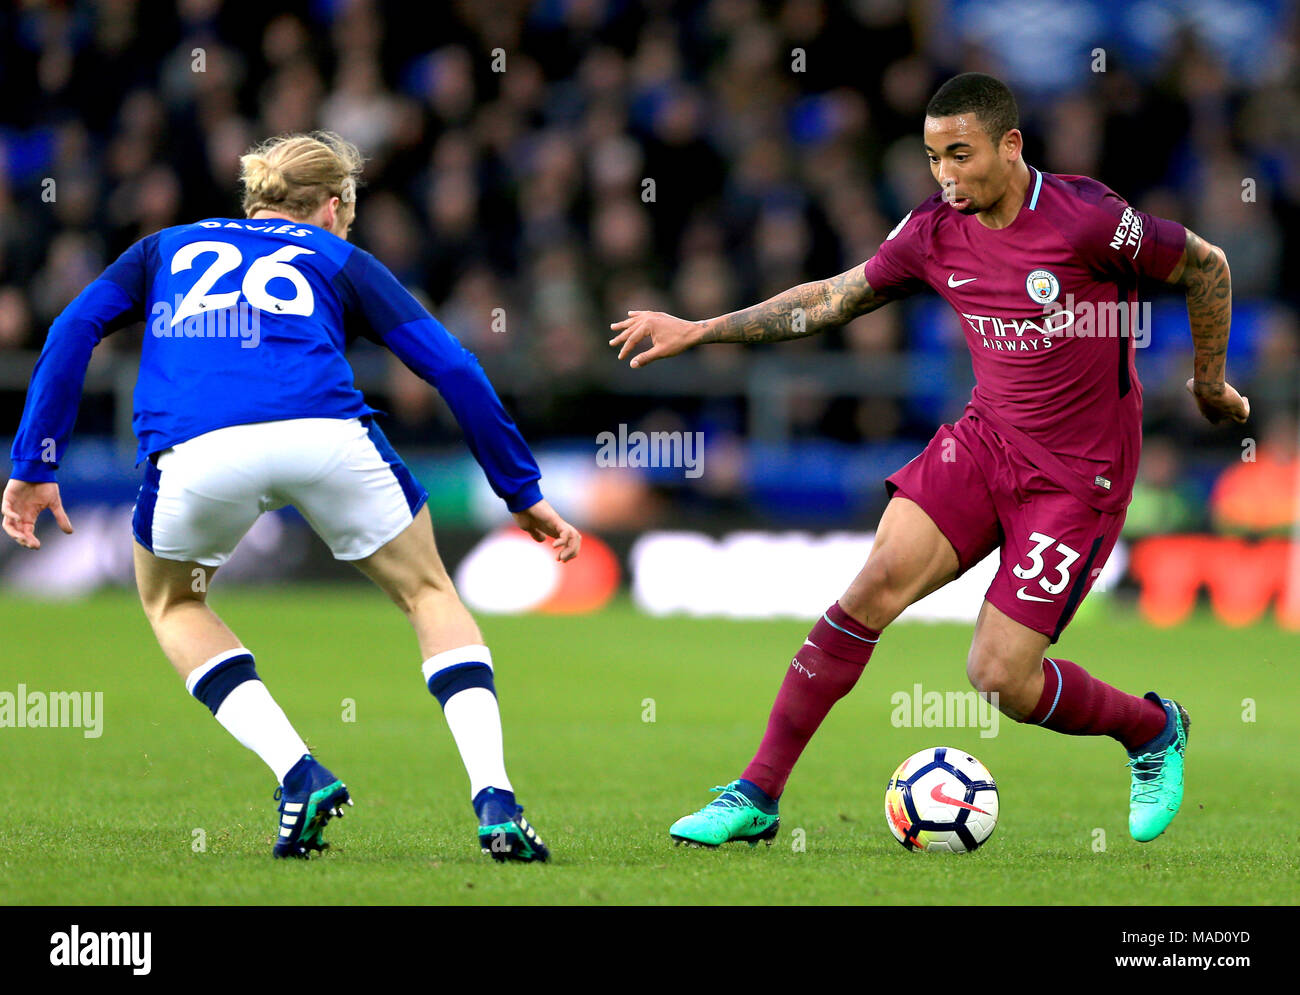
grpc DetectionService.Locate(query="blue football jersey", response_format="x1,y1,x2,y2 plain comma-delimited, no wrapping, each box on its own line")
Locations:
11,219,542,512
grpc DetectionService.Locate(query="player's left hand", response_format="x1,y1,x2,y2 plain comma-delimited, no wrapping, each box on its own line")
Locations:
512,498,582,562
609,311,701,368
1186,378,1250,426
2,479,75,550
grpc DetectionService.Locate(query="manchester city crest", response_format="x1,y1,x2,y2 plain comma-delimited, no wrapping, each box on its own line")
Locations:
1025,269,1060,305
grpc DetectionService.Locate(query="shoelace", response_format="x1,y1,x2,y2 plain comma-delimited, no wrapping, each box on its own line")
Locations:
273,785,297,817
705,784,750,811
1126,753,1164,804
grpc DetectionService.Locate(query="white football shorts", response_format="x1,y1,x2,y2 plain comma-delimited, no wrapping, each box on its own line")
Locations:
132,417,428,567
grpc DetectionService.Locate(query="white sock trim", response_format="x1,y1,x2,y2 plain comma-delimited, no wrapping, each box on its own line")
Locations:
185,647,253,696
421,644,493,684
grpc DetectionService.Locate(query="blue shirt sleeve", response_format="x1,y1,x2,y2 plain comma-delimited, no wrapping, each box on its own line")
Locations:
335,248,543,512
10,236,153,482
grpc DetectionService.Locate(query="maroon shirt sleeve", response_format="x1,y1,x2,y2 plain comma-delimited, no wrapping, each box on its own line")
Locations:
1074,189,1187,284
862,205,933,299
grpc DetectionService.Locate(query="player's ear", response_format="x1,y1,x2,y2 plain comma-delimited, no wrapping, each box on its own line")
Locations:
1002,128,1023,161
321,196,340,234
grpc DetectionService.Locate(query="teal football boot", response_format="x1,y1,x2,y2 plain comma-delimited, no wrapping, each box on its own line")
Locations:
1127,693,1190,843
669,780,780,848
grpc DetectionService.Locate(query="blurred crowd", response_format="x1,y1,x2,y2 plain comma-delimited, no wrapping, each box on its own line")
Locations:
1,0,1298,532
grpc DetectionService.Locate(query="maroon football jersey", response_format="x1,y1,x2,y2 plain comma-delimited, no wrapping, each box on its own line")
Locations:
863,166,1186,513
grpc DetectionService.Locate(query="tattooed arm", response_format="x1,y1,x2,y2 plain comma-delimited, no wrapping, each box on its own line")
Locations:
1164,229,1250,425
698,265,885,344
608,264,885,368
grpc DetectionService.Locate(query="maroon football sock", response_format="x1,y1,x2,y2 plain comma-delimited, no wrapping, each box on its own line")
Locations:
742,602,880,799
1025,657,1167,751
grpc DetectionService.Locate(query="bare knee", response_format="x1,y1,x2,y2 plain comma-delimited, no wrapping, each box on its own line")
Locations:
841,555,912,630
136,561,202,616
966,644,1042,718
134,547,215,628
399,580,459,619
378,568,459,618
840,501,960,631
382,571,482,658
352,517,459,617
966,601,1052,718
138,584,204,631
966,645,1017,697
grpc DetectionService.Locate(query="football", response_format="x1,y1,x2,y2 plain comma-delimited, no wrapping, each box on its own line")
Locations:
885,747,999,853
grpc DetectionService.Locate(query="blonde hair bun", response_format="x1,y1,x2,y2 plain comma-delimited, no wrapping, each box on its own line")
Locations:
239,131,364,225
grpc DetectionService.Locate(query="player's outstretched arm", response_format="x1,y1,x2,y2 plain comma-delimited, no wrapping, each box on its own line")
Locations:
608,264,885,368
11,237,149,491
1164,229,1249,425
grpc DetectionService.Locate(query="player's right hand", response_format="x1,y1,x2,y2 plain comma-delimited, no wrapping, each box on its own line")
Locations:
1186,378,1250,426
512,498,581,562
609,311,701,368
2,479,75,550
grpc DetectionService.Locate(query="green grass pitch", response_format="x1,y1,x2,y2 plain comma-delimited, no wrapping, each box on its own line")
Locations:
0,588,1294,905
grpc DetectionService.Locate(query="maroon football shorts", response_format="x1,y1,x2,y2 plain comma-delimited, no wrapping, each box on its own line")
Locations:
884,413,1124,643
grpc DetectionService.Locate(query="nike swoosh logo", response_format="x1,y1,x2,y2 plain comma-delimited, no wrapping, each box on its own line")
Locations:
947,274,977,288
930,782,990,815
1016,586,1054,603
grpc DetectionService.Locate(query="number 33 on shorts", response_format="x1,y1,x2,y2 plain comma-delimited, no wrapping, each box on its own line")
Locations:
991,511,1122,643
1012,531,1079,602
